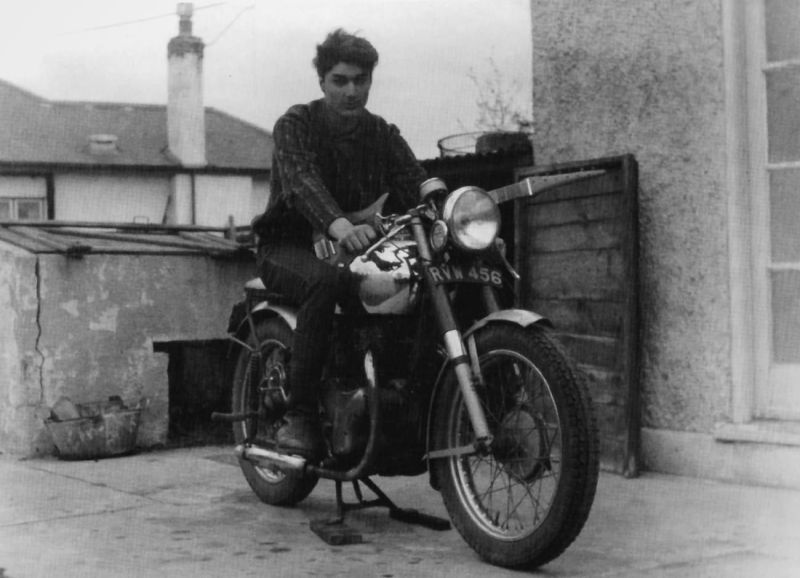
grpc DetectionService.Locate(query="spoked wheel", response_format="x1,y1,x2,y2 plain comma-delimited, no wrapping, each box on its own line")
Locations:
231,317,318,506
432,324,599,569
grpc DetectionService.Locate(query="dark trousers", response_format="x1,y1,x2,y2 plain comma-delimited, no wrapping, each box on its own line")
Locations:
256,241,354,411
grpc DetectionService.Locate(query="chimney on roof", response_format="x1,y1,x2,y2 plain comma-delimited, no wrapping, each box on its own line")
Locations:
167,3,206,167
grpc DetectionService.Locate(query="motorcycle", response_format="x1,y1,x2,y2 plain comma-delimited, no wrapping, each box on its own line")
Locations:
216,176,600,569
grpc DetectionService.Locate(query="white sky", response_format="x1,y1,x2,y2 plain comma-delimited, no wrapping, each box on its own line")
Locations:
0,0,532,159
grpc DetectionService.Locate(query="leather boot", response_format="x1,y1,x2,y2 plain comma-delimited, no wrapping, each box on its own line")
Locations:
275,407,324,461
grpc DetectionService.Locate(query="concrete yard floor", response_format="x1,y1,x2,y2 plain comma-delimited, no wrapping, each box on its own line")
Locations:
1,445,799,577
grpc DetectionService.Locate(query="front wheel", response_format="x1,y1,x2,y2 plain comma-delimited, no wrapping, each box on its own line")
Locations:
231,317,318,506
432,324,599,569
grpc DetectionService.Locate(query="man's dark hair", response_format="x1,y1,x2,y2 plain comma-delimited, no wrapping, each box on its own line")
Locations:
313,29,379,77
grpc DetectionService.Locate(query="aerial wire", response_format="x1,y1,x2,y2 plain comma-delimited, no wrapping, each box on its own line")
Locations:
206,4,255,47
55,2,228,36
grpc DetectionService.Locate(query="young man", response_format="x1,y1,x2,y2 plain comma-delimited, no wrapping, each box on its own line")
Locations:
251,29,426,459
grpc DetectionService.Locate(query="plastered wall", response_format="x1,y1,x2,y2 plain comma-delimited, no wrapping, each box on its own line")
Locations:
530,0,732,432
0,245,42,453
0,248,254,455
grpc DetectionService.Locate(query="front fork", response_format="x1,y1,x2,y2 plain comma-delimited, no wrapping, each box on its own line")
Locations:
410,216,493,449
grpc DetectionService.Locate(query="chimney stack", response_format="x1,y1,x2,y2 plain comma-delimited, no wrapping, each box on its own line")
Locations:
167,3,206,167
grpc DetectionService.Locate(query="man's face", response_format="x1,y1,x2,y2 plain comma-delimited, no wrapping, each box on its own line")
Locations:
319,62,372,117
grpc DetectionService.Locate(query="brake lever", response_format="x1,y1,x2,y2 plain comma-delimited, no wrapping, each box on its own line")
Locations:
361,215,413,260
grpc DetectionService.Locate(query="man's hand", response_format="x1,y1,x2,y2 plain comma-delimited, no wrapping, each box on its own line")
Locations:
328,217,377,254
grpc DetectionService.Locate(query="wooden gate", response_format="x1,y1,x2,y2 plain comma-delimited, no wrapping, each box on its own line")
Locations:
514,155,640,476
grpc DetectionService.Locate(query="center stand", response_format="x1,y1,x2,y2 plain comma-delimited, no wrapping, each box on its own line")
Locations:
309,477,451,545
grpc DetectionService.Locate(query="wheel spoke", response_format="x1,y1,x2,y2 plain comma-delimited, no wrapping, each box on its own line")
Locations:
448,346,567,541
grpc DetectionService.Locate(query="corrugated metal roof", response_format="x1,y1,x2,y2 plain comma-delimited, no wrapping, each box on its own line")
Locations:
0,80,272,171
0,221,253,258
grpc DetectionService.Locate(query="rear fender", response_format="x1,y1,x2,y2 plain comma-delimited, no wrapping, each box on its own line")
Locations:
228,300,298,352
425,308,551,490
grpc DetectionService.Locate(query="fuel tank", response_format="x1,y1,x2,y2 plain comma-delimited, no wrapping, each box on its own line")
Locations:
348,239,420,315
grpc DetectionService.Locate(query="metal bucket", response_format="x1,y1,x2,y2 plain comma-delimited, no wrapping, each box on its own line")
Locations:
45,399,142,460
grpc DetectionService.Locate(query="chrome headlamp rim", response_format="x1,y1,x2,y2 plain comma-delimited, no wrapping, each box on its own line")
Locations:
442,186,500,252
429,219,449,253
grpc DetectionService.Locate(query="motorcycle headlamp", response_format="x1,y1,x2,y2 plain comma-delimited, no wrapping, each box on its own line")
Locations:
442,186,500,251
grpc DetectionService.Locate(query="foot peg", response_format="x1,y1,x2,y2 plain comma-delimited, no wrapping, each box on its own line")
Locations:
211,411,257,423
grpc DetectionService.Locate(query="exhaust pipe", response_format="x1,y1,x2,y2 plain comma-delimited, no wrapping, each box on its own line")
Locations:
235,444,307,471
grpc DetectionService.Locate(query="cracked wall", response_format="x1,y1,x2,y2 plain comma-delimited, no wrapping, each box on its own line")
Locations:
0,247,254,456
0,244,44,453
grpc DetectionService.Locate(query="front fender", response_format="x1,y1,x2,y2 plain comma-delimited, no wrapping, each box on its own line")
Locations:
425,308,551,490
462,308,551,339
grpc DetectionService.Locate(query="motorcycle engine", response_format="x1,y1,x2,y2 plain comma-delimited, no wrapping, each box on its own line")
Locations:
321,377,423,470
322,380,368,458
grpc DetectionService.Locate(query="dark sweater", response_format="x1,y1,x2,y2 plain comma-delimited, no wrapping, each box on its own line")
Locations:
252,99,426,245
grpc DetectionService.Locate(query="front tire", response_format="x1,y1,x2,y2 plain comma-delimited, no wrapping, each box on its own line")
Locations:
231,317,318,506
432,324,599,569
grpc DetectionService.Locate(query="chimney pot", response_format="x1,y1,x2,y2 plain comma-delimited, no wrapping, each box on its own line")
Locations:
177,3,193,35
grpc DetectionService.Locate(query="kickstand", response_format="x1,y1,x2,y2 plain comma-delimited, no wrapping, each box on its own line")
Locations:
309,478,451,546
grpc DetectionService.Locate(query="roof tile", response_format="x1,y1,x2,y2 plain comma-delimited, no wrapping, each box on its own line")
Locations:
0,80,272,170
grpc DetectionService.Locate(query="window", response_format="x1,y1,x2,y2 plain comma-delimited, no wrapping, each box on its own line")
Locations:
0,176,47,221
745,0,800,419
0,197,45,221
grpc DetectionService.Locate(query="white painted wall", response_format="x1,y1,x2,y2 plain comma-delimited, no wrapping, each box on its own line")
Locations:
0,176,47,198
51,172,267,227
195,174,267,228
55,174,171,223
252,176,270,222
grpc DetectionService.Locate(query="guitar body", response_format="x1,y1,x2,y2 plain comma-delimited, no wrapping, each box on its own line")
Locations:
312,193,389,266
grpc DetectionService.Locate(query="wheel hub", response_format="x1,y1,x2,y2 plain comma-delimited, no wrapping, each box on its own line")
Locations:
492,408,549,481
260,361,288,411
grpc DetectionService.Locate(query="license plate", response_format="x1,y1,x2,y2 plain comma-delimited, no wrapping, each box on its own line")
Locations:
427,263,504,287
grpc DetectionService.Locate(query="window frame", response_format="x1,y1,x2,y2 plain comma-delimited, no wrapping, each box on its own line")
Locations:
725,0,800,427
0,196,46,221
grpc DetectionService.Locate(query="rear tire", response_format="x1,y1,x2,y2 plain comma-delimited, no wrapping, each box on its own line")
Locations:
432,324,599,569
231,317,318,506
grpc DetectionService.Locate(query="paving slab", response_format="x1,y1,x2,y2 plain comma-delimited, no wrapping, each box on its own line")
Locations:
1,446,799,577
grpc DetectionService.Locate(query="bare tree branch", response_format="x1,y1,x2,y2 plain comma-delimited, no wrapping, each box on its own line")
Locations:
466,57,532,132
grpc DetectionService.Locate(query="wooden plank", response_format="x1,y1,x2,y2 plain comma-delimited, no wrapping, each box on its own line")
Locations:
0,220,230,233
525,193,626,228
579,365,626,406
45,228,237,253
524,170,623,204
529,218,622,253
556,333,621,370
0,227,48,252
593,400,630,438
598,437,627,473
526,249,625,301
529,298,624,336
6,226,78,252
